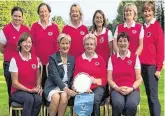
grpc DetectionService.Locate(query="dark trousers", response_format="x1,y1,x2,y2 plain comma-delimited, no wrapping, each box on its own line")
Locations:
142,65,161,116
3,61,12,107
91,86,105,116
111,90,140,116
11,91,42,116
41,65,47,88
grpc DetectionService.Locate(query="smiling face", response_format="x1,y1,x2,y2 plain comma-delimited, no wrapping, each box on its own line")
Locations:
20,37,32,53
59,38,71,54
39,5,50,22
70,6,81,22
143,7,154,23
94,12,104,28
11,11,23,26
84,38,96,55
124,7,135,21
117,37,129,52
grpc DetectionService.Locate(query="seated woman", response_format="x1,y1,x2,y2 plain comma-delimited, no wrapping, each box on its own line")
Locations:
107,32,143,116
44,33,77,116
9,32,42,116
73,33,107,116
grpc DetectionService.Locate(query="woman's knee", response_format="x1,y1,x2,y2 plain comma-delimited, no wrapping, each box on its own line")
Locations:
34,94,42,106
60,92,69,105
51,93,60,103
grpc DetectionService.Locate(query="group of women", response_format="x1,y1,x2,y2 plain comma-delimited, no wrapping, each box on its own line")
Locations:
0,1,164,116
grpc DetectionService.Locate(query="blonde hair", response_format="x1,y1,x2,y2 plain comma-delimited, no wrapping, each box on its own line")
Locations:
57,33,71,44
83,33,97,46
123,3,138,21
69,3,83,21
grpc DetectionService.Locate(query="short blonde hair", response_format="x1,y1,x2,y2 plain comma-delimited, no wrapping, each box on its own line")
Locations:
83,33,97,46
123,3,138,21
57,33,71,44
69,3,83,21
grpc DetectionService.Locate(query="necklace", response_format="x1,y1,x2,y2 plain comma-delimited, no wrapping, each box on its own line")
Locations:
61,56,67,64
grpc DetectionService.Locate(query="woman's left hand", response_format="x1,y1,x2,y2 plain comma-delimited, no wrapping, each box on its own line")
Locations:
155,71,160,79
37,85,43,96
120,87,133,95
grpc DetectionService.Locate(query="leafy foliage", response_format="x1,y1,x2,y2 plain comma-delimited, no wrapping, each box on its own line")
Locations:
52,16,65,32
0,1,42,29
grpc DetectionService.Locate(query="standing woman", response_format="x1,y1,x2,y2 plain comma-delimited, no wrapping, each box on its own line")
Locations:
9,32,42,116
113,3,144,55
62,3,88,58
91,10,113,64
31,3,60,88
141,2,164,116
0,6,30,107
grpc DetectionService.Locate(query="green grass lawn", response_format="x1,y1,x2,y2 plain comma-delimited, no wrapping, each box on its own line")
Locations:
0,53,164,116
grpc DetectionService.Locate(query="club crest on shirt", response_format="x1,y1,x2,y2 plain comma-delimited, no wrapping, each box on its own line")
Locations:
132,30,137,34
147,32,151,37
99,37,104,43
95,62,100,66
13,36,16,39
32,64,37,69
80,31,85,35
82,104,87,111
48,32,53,36
127,60,132,65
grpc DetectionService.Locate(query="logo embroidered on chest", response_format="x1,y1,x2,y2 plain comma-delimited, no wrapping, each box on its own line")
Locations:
80,31,85,35
99,37,104,43
127,60,132,65
13,36,16,39
32,64,37,69
147,32,151,37
132,30,137,34
95,62,100,66
48,32,53,36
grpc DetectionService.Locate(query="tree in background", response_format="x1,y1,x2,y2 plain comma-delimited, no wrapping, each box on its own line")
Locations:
155,0,164,31
113,0,164,32
0,1,42,29
52,16,65,32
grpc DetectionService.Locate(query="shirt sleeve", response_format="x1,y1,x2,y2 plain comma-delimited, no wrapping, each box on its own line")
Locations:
113,26,118,39
107,57,113,71
135,56,141,70
108,30,113,42
9,58,18,72
0,30,7,45
139,26,144,39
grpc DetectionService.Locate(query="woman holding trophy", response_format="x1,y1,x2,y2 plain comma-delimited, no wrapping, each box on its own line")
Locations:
73,33,107,116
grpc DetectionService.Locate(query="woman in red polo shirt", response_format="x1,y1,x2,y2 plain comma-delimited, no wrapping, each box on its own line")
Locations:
9,32,42,116
91,10,113,64
113,3,144,55
73,33,107,116
108,32,142,116
62,3,88,58
31,3,59,88
0,6,30,108
140,2,164,116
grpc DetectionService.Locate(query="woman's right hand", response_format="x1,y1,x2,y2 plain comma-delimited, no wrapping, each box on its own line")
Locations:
29,87,39,93
63,87,77,97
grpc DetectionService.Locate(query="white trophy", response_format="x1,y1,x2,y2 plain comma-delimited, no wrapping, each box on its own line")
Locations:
73,72,92,93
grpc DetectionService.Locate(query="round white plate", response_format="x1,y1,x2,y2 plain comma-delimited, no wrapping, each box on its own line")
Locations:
73,72,91,93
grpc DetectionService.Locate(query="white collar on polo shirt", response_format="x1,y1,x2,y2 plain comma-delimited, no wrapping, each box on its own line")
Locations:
11,22,21,31
117,50,131,58
93,27,106,36
124,21,136,28
19,52,32,61
68,21,83,29
82,52,98,61
38,19,52,29
144,18,156,27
